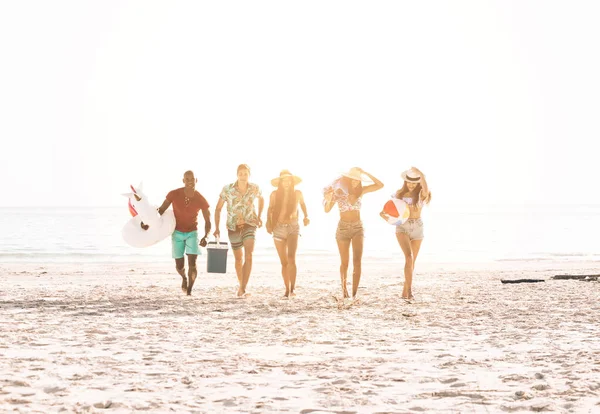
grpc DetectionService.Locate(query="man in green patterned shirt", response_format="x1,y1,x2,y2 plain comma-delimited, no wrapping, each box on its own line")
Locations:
214,164,264,297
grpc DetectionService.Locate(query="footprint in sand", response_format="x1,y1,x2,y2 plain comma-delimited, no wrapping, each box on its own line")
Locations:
6,398,32,404
6,380,30,387
439,377,459,384
43,386,66,394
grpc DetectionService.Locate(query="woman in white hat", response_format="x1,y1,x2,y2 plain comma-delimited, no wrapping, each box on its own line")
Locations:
380,167,431,301
323,167,384,299
266,170,310,298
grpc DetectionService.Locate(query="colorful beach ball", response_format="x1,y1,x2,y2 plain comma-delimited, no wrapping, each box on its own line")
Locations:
383,199,410,225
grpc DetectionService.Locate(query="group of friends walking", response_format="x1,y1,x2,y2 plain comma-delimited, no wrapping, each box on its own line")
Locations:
152,164,431,300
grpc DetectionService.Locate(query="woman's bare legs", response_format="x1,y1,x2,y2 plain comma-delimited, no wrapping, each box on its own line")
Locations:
408,239,422,299
336,239,351,298
396,233,414,299
351,235,364,298
287,234,299,296
274,239,289,296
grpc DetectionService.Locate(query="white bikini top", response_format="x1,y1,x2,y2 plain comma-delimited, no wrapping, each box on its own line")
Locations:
394,194,424,208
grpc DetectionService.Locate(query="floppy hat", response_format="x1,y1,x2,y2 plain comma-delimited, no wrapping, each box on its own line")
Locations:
340,167,369,182
271,170,302,187
401,169,422,183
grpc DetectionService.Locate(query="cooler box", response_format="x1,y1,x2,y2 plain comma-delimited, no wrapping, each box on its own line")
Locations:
207,240,229,273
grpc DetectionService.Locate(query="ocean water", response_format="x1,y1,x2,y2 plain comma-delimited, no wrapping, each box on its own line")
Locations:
0,205,598,264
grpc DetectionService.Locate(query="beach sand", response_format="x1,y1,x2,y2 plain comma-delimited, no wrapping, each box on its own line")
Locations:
1,257,599,413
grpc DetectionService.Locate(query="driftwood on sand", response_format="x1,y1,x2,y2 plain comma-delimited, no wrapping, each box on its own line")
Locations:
501,279,545,284
551,274,600,281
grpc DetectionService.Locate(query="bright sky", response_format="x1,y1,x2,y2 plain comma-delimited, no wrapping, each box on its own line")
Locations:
1,1,598,209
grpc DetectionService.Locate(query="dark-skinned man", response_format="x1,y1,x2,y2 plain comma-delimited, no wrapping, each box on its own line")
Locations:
156,170,211,295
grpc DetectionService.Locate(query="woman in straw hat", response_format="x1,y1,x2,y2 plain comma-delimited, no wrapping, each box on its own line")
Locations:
266,170,310,298
323,167,384,299
380,167,431,301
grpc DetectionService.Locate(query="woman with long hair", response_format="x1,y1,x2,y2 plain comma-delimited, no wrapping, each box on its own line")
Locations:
266,170,309,298
380,167,431,301
323,167,384,299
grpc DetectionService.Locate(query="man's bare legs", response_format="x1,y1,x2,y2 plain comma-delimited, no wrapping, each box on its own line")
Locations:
232,239,255,297
175,255,199,295
336,239,351,298
186,254,198,296
351,236,364,298
175,257,187,292
241,238,255,296
233,248,244,296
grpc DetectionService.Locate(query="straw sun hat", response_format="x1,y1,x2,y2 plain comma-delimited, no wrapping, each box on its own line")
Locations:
401,169,422,183
340,167,370,182
271,170,302,187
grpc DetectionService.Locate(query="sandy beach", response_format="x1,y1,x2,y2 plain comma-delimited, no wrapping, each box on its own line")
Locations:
1,257,599,413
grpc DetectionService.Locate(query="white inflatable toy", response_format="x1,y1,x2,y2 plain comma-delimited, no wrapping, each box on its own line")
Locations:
121,184,176,248
382,198,411,226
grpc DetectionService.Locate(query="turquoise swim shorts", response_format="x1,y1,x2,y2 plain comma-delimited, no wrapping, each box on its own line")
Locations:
172,230,200,258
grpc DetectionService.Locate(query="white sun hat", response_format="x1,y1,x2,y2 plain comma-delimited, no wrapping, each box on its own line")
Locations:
340,167,369,182
401,169,422,183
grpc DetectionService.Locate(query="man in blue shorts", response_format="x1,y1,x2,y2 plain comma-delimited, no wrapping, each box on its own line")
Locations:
157,170,211,295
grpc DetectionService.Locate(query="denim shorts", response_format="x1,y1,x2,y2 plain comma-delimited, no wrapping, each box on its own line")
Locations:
273,221,300,241
228,224,257,251
396,218,424,241
336,220,364,241
172,230,200,259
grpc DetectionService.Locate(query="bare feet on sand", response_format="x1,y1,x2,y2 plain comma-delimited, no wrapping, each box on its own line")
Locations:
177,268,187,292
186,268,197,296
340,278,350,299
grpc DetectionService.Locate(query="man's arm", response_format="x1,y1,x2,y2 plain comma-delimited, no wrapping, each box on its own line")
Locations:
297,190,310,226
140,198,172,230
200,209,211,246
157,199,172,216
214,198,225,237
257,194,265,227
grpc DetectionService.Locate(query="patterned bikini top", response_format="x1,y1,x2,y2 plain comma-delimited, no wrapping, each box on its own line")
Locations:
336,193,362,212
323,178,362,212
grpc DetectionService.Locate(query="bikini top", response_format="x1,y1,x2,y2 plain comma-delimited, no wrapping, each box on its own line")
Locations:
336,192,361,212
323,179,362,213
395,194,424,208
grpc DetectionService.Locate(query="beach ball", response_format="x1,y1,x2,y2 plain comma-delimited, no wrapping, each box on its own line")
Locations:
383,199,410,225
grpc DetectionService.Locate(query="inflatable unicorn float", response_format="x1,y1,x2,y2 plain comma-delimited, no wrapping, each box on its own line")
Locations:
121,183,176,248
